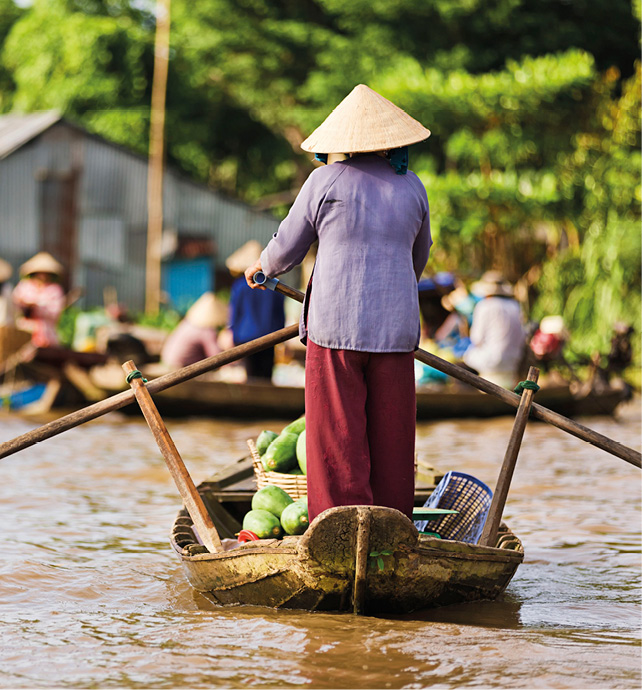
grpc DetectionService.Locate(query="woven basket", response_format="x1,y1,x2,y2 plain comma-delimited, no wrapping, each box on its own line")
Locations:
247,439,308,500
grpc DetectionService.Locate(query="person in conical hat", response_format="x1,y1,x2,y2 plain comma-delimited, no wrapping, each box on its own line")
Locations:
185,292,228,329
19,252,64,279
470,270,514,298
226,240,285,380
244,84,433,522
462,272,526,388
529,315,569,373
12,252,66,347
160,292,224,369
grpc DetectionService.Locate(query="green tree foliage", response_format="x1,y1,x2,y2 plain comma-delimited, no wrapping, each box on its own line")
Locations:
378,49,597,274
1,0,640,361
534,66,641,359
0,0,24,110
2,0,153,153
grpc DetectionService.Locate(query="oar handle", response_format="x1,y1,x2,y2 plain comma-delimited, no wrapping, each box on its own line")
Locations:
123,360,223,553
479,366,539,547
252,271,305,303
251,271,278,290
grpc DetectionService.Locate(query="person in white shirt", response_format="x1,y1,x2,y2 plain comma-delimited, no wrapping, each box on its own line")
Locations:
463,271,526,388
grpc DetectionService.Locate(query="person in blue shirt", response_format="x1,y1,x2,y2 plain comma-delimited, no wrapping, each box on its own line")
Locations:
226,241,285,381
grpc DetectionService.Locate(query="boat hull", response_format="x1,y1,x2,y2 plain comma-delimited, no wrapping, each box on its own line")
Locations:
171,505,524,615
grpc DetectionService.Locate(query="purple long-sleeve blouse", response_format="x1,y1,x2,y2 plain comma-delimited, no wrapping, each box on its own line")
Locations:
261,154,432,352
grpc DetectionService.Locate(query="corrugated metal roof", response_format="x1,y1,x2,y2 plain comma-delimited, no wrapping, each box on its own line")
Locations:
0,110,62,160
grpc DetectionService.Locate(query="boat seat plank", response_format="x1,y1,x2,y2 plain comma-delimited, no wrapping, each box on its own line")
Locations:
204,456,254,490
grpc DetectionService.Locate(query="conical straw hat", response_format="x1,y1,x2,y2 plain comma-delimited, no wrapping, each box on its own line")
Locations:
225,240,262,276
539,315,568,337
19,252,64,278
300,84,431,154
471,271,514,298
185,292,228,329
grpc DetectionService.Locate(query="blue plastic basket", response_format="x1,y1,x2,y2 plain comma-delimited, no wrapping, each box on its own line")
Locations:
414,471,493,544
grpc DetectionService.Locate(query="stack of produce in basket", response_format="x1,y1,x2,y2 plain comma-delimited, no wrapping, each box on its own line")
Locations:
258,417,306,474
242,485,309,538
242,417,309,540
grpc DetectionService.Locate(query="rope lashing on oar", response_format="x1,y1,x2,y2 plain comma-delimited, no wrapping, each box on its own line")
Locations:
126,370,148,384
513,380,540,395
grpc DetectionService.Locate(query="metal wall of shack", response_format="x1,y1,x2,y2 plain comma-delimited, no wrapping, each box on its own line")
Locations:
0,120,280,313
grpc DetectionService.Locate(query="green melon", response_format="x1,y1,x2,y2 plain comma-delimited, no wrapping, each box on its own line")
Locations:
282,417,305,436
242,509,283,539
288,468,304,475
251,485,293,518
256,430,279,456
280,501,309,535
262,432,299,473
296,429,306,474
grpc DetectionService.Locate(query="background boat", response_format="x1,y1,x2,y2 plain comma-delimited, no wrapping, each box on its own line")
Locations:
0,328,108,414
88,361,630,420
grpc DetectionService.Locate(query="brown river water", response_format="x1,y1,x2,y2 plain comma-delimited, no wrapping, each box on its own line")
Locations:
0,398,640,689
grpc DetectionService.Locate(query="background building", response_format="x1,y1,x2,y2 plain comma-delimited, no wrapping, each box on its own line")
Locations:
0,111,280,313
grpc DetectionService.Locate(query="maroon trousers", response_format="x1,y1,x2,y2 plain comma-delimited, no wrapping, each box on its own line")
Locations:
304,340,416,522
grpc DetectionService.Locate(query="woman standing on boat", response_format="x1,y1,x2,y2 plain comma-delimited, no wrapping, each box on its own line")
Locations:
246,85,432,522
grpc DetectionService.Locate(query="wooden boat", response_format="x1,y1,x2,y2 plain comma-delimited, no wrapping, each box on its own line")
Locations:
168,457,523,614
1,340,108,413
89,361,629,419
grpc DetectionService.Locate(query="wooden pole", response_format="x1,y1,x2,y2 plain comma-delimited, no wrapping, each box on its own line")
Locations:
145,0,171,316
0,324,299,460
123,360,222,553
256,275,641,469
479,366,539,547
412,351,639,468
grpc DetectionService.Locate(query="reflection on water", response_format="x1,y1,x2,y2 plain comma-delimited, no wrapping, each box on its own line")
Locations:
0,398,640,688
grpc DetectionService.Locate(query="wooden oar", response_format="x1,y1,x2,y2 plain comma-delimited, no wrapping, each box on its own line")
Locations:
0,323,299,460
251,272,641,469
479,366,539,547
123,360,222,553
1,277,639,470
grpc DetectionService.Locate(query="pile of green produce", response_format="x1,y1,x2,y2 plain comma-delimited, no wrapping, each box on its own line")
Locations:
256,417,306,475
243,485,309,538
